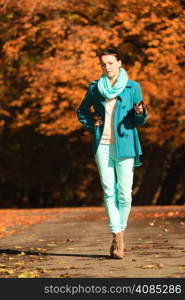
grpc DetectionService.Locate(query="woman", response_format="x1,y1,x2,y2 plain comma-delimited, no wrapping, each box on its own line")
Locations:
77,48,148,259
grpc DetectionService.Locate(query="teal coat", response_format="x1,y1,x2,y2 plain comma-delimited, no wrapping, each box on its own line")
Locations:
77,79,148,167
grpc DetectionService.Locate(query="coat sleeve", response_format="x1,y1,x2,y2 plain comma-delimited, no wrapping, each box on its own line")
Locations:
76,84,95,132
133,82,148,126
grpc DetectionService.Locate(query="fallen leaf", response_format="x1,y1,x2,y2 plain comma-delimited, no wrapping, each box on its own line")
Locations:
15,262,24,266
136,264,164,269
144,259,153,262
36,267,45,273
149,222,155,226
0,268,15,275
144,240,153,244
61,266,77,270
66,239,74,242
17,271,40,278
59,273,71,278
17,251,25,256
178,265,185,270
8,257,14,261
36,248,47,251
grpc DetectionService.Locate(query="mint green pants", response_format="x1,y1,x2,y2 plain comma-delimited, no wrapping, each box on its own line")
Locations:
95,143,134,233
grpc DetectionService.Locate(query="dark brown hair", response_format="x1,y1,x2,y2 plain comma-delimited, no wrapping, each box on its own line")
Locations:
98,47,122,62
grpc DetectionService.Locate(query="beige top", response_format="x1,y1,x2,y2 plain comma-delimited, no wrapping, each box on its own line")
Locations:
100,98,117,144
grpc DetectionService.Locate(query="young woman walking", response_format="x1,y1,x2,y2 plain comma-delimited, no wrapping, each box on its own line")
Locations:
77,48,148,259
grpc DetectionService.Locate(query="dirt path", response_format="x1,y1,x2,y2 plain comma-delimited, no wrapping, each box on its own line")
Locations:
0,206,185,278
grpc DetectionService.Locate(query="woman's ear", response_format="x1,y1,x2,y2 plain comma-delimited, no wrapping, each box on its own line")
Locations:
118,60,122,67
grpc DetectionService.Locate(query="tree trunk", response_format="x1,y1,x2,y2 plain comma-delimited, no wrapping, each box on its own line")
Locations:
134,145,167,205
157,146,185,205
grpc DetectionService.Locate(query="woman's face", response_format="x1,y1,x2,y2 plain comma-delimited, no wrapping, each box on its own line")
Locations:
100,54,121,79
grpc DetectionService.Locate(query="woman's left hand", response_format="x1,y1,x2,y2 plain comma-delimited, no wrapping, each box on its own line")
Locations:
134,102,144,114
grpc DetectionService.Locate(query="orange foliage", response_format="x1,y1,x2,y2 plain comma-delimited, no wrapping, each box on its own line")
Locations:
0,0,184,147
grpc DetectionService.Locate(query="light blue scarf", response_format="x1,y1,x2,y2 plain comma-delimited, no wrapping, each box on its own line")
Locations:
97,67,128,99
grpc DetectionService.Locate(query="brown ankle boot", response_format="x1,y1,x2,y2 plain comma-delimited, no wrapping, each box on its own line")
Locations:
110,232,124,259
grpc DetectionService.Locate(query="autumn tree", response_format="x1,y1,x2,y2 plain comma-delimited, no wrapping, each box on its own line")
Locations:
0,0,184,207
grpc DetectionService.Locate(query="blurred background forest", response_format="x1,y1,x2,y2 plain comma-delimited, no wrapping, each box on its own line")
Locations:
0,0,184,208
